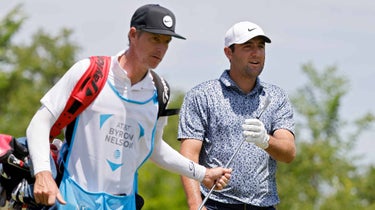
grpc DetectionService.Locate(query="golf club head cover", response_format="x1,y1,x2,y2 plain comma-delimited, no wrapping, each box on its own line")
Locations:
0,134,28,163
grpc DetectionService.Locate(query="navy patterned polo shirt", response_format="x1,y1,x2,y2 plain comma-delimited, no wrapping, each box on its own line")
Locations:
178,70,295,206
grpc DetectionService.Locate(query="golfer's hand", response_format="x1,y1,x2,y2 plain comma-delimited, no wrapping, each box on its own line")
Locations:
202,167,232,190
34,171,66,206
242,118,270,149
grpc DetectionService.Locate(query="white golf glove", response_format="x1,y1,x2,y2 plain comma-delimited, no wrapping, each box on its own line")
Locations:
242,118,270,149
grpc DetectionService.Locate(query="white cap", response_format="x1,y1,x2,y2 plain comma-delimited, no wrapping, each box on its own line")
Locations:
224,21,271,47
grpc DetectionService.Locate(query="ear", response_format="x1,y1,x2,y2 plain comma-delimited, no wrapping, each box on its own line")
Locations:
224,47,232,60
128,27,137,40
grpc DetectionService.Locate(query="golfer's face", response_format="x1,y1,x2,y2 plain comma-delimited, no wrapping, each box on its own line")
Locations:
136,31,172,69
232,36,266,78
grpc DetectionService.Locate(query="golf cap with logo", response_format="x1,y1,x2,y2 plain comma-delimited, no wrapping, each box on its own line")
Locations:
224,21,271,47
131,4,186,40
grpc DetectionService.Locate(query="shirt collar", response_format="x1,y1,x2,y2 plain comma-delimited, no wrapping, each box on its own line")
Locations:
219,70,263,95
112,50,154,91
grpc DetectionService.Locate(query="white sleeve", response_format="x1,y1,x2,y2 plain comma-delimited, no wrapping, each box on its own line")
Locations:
26,105,56,175
150,118,206,182
27,59,90,175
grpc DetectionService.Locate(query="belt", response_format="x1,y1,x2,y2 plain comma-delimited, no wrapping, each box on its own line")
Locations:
204,198,275,210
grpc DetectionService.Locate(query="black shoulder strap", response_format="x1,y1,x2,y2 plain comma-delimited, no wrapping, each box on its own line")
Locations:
150,70,180,118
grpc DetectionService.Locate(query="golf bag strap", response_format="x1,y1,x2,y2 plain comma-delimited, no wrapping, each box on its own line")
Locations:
150,70,180,117
49,56,111,141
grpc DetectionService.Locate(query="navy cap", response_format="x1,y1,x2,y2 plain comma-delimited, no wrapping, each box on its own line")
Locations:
131,4,186,40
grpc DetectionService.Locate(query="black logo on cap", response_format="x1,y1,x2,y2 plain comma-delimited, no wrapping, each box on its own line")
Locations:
248,28,256,32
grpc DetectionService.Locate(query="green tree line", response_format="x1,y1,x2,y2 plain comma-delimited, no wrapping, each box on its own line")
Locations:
1,5,374,210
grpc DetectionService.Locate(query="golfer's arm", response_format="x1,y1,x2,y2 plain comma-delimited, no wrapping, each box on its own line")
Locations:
265,129,296,163
180,139,204,210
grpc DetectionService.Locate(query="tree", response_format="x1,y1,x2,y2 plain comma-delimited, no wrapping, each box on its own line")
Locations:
277,63,375,210
0,5,25,59
0,5,80,136
354,166,375,208
0,4,26,127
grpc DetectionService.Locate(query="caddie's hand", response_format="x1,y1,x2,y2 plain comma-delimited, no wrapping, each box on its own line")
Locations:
34,171,66,206
242,118,270,149
202,167,232,190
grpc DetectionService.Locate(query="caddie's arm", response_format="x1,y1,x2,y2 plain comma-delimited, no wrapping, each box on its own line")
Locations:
150,138,231,188
150,119,231,190
26,106,66,206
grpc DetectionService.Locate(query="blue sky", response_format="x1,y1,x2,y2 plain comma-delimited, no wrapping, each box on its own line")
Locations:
2,0,374,164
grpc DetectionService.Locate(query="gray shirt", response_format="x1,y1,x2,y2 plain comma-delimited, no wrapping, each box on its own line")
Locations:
178,70,295,206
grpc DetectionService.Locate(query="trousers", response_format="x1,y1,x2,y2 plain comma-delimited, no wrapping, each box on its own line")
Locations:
204,198,276,210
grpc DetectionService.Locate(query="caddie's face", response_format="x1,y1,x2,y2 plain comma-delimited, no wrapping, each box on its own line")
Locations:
229,36,266,78
133,30,172,69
